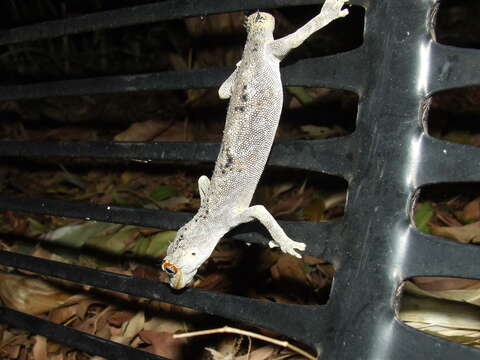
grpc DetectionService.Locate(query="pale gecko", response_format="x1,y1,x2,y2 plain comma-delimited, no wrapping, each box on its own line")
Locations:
162,0,349,289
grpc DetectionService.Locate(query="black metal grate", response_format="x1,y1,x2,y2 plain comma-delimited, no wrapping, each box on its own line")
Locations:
0,0,480,359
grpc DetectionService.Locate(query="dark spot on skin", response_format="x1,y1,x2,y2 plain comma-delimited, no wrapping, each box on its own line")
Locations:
221,170,226,174
252,47,258,52
234,106,245,112
191,252,196,256
241,94,248,102
225,154,233,168
243,85,247,90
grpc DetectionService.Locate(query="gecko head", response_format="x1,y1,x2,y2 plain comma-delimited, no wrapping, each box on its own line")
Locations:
161,222,222,289
245,11,275,34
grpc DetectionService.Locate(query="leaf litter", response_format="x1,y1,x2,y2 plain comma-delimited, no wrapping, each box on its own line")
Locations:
408,186,480,348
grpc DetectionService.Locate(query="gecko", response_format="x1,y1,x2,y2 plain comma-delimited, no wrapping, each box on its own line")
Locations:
162,0,349,289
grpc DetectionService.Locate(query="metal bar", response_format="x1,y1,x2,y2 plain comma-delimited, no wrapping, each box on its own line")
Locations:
0,138,353,176
0,0,352,46
414,135,480,186
428,42,480,95
390,319,480,360
0,251,327,346
0,307,166,360
402,227,480,280
0,53,362,100
0,195,343,259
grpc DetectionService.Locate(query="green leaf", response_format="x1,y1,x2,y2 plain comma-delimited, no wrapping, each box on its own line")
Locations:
287,86,315,104
150,186,180,201
131,231,176,257
415,202,434,233
112,190,129,205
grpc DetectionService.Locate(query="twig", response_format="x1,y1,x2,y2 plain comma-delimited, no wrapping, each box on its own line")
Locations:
173,325,316,360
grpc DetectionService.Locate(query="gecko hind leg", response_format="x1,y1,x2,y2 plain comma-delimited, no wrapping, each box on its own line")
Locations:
237,205,306,258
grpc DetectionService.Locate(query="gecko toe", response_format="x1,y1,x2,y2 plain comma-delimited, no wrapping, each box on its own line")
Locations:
268,241,279,248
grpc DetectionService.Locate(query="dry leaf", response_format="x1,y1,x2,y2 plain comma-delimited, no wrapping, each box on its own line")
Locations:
111,311,145,345
270,255,307,285
236,346,276,360
463,197,480,221
0,273,74,315
32,336,47,360
139,331,184,360
205,335,242,360
400,294,480,330
144,316,187,334
114,120,167,141
108,311,135,327
48,304,78,324
404,281,480,306
431,221,480,243
121,311,145,338
303,199,325,221
436,209,463,227
412,277,480,291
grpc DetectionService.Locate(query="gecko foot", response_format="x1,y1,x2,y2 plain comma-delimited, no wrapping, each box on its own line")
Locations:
324,0,350,19
268,237,306,258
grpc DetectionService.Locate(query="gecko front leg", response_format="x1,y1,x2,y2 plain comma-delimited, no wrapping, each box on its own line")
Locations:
270,0,349,60
236,205,306,258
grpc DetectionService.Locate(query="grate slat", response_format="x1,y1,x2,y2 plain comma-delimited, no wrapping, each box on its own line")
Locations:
415,136,480,186
0,54,361,101
403,228,480,280
0,138,353,175
0,195,343,259
428,42,480,95
0,251,326,346
390,320,480,359
0,0,340,46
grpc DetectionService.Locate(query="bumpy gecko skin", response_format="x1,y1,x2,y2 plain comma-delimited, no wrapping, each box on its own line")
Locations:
162,0,349,289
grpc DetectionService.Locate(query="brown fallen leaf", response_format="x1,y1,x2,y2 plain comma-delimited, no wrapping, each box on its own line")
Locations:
114,120,167,141
270,255,307,285
144,316,187,335
303,199,325,221
139,331,185,360
32,336,47,360
412,277,480,291
1,344,21,358
0,273,74,315
108,311,135,328
48,304,78,324
463,197,480,221
431,221,480,244
435,209,463,227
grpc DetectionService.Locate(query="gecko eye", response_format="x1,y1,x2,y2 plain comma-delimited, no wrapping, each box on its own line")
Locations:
162,261,178,277
165,267,176,275
191,252,196,256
